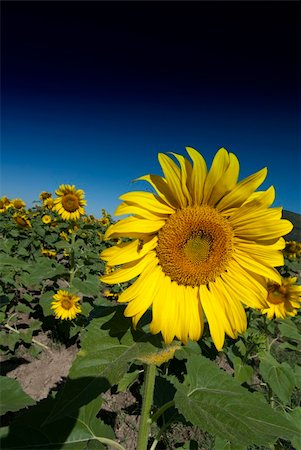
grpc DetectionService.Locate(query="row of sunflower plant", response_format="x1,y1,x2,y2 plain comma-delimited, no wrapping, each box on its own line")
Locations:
1,148,301,450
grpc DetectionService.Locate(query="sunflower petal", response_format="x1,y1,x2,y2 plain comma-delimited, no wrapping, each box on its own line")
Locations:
217,167,267,211
101,252,156,284
158,153,187,207
185,146,207,205
119,191,175,215
101,236,158,266
104,216,165,240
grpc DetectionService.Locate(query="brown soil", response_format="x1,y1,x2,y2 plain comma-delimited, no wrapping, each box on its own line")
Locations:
4,334,78,401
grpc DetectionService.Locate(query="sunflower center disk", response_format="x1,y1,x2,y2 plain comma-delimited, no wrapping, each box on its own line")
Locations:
156,205,234,286
61,298,72,310
62,194,80,212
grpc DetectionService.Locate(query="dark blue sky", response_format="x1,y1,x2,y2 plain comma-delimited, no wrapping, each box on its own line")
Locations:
1,2,300,216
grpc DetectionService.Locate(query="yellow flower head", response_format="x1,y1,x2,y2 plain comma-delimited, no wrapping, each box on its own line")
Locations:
51,290,81,320
11,199,26,210
41,248,57,258
260,277,301,320
100,147,293,350
283,240,301,261
0,197,11,212
53,184,86,221
39,191,52,201
13,213,32,228
101,217,110,226
60,231,70,241
42,215,52,224
43,197,55,210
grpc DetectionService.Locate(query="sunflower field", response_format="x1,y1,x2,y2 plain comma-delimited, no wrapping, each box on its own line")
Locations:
1,148,301,450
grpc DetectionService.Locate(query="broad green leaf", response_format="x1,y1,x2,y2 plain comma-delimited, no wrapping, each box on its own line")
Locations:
72,276,101,296
232,356,253,385
259,353,295,404
295,365,301,390
39,290,55,316
0,395,113,449
289,407,301,450
171,344,301,446
214,436,247,450
0,254,27,268
278,319,301,343
44,306,161,424
117,369,140,392
0,376,35,415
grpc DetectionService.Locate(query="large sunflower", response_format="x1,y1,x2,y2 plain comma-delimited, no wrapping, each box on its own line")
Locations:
53,184,86,221
100,147,293,350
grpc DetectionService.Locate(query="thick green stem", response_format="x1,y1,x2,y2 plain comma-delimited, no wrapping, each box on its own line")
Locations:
136,363,156,450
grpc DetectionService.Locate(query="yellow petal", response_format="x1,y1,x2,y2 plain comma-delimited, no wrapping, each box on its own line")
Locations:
217,167,267,212
101,251,156,284
210,152,240,206
104,216,165,240
158,153,187,207
199,285,225,351
234,217,293,241
134,174,178,208
119,191,175,215
115,202,168,220
124,266,161,318
185,146,207,205
203,148,230,204
232,250,281,284
101,236,157,266
118,258,159,303
169,152,193,206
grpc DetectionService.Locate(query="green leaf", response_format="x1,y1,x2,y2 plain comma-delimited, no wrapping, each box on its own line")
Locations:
278,319,301,343
0,395,114,449
0,376,35,415
72,276,101,296
232,356,253,385
0,254,27,268
171,344,301,446
259,353,295,404
289,407,301,450
39,291,55,316
117,369,140,392
44,306,161,424
214,436,247,450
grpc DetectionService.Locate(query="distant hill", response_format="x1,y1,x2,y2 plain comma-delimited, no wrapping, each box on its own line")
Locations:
283,210,301,242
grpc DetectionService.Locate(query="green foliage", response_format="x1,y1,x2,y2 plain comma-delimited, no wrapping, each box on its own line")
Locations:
1,198,301,449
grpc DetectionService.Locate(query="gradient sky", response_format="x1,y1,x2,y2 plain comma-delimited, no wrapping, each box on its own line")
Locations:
1,2,300,217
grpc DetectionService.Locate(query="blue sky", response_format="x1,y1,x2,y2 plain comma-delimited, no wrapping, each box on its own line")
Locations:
1,2,300,217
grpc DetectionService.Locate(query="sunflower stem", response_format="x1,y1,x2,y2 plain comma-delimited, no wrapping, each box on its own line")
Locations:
136,363,156,450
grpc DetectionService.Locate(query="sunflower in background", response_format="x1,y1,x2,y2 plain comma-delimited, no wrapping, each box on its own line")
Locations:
11,199,26,210
53,184,86,221
261,277,301,319
42,214,52,224
43,197,55,210
13,213,32,228
101,147,293,351
51,290,81,320
39,191,52,201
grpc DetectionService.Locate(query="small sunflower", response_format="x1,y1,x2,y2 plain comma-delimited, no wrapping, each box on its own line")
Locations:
39,191,52,201
53,184,86,221
43,197,55,210
41,248,57,258
100,147,293,350
283,240,301,261
60,231,70,241
51,290,81,320
13,213,32,228
261,277,301,319
11,199,26,210
42,215,52,224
